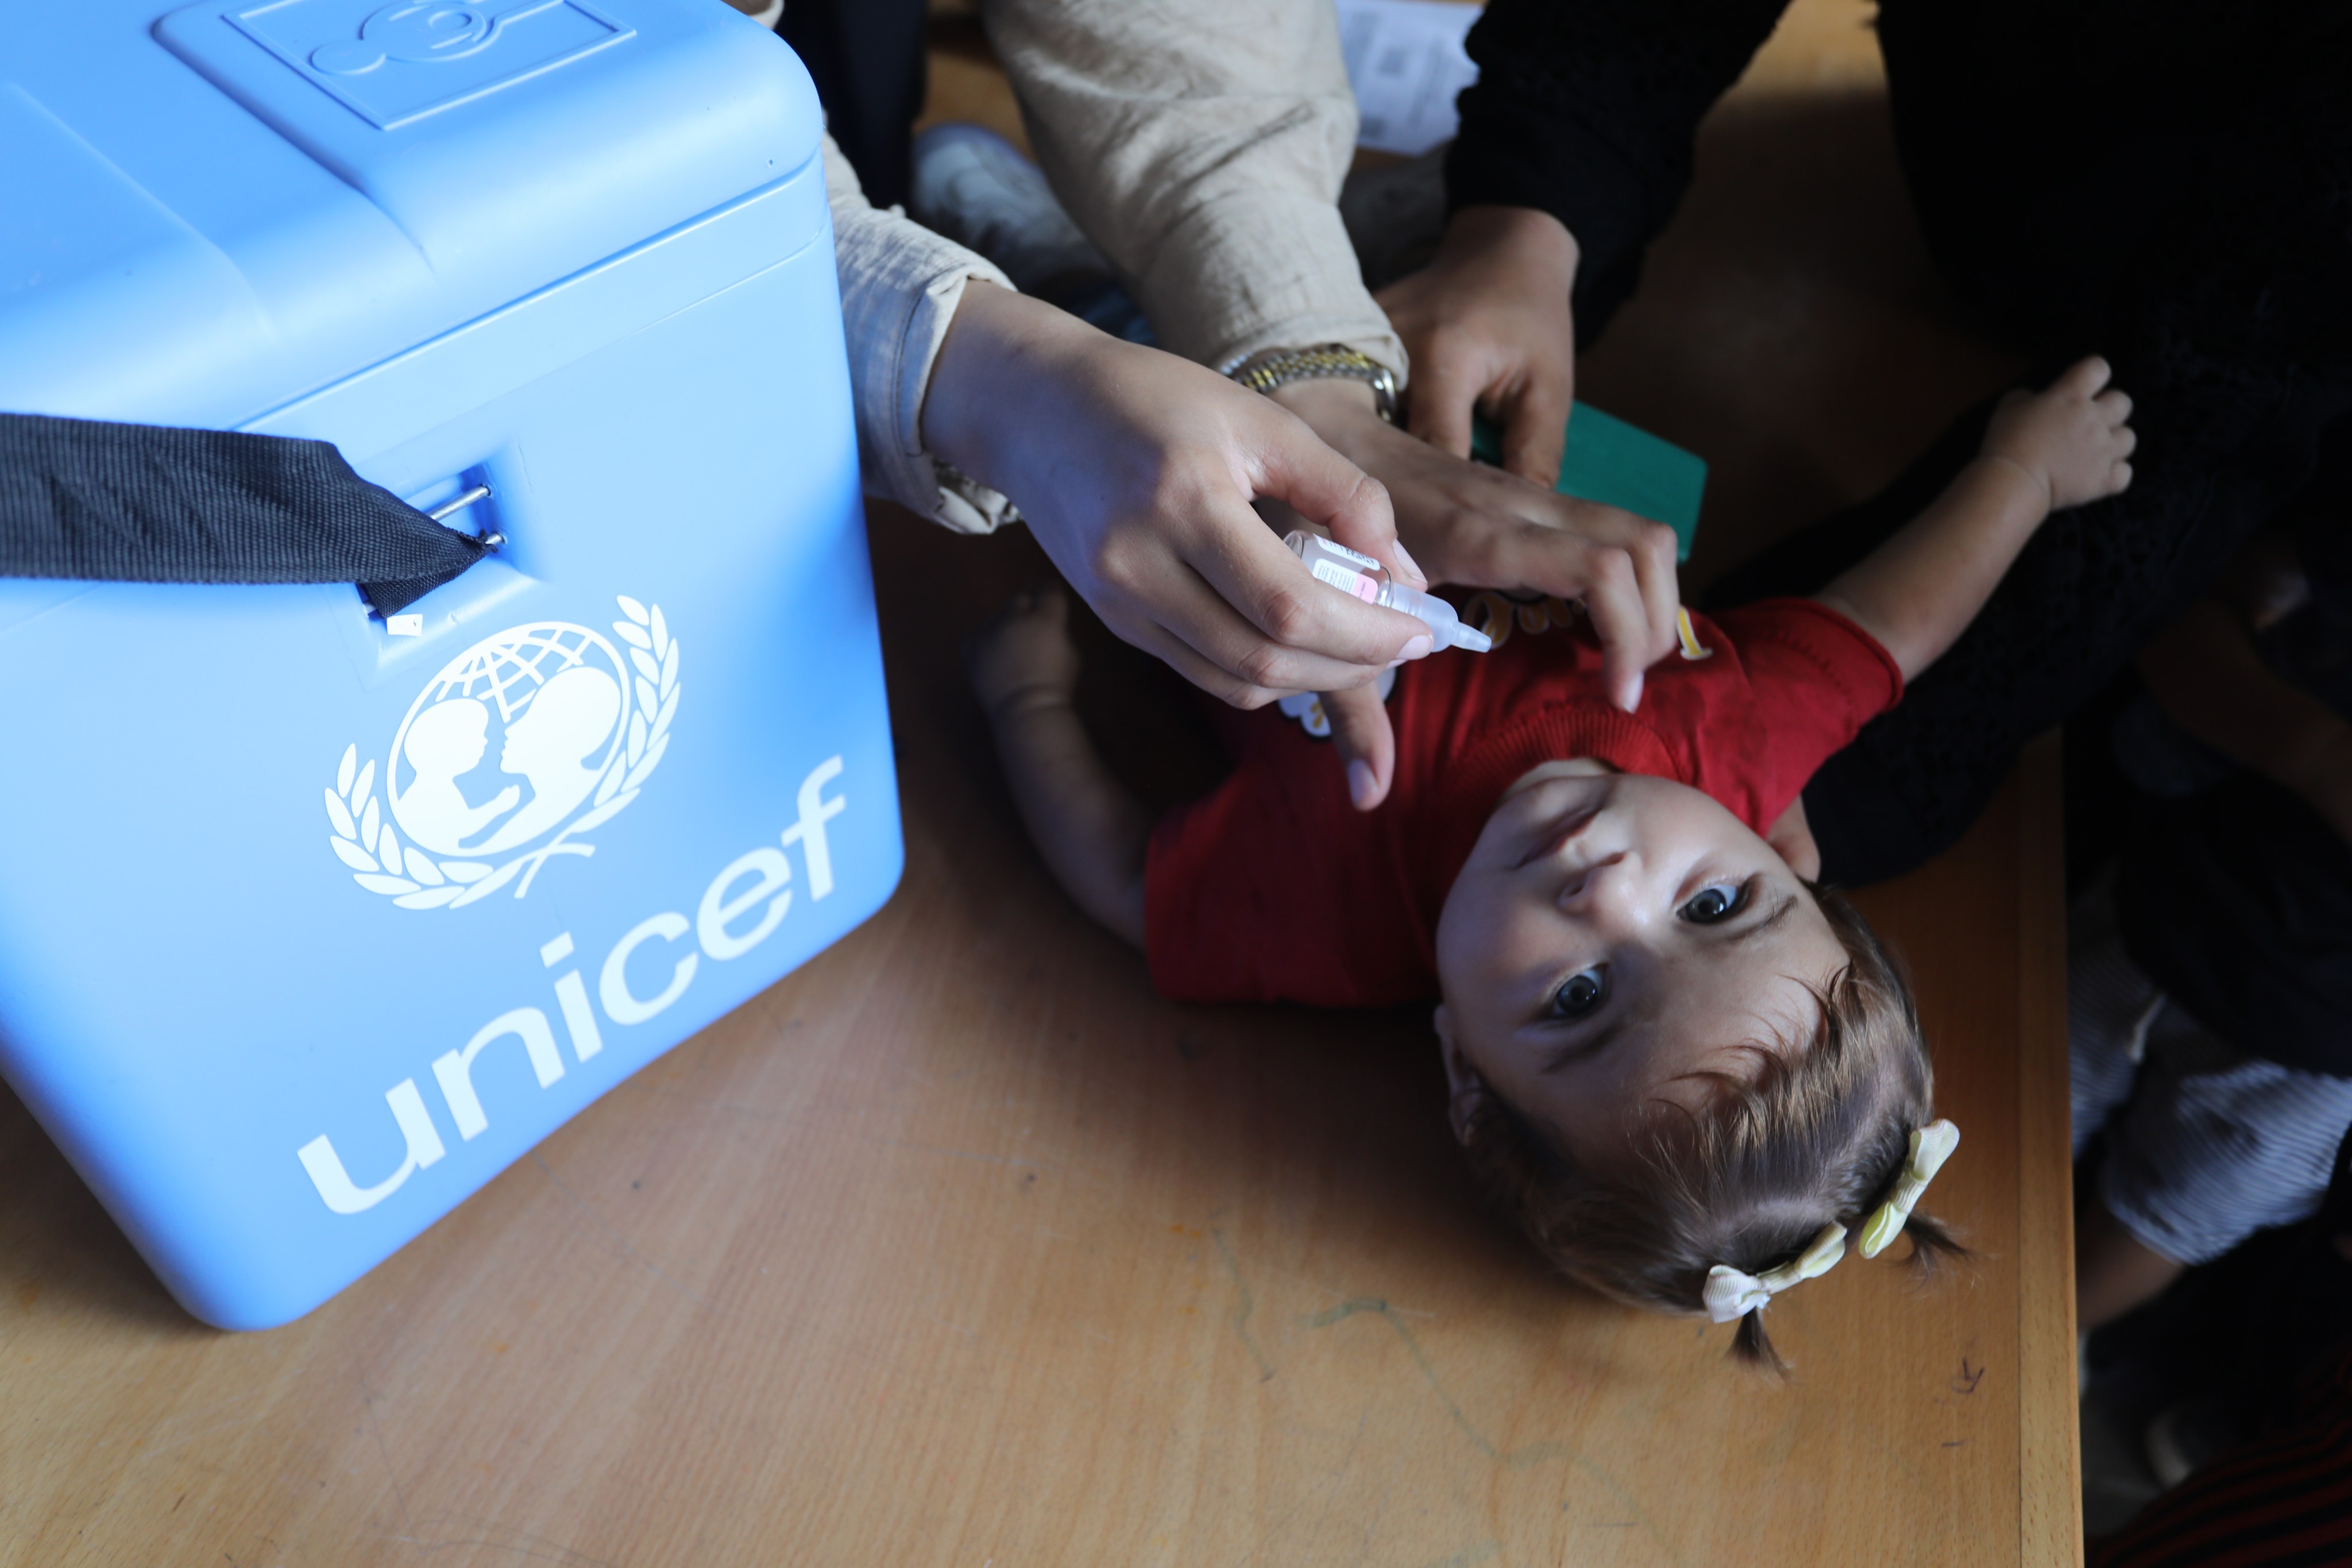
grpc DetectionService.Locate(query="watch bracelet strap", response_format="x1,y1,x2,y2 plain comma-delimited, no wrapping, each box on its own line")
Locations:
1223,344,1398,423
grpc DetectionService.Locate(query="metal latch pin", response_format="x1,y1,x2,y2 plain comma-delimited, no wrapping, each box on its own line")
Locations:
426,483,503,550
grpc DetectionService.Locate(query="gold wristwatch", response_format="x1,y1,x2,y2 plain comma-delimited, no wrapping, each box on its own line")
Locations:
1223,344,1399,423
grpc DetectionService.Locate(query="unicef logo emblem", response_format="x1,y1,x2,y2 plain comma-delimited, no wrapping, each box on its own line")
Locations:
324,595,681,910
310,1,539,76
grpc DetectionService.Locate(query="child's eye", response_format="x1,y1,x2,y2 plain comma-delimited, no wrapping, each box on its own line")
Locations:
1679,880,1749,924
1550,967,1608,1019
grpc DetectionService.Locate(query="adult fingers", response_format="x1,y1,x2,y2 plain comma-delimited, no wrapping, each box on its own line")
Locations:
1111,543,1423,699
1318,476,1427,592
1476,509,1678,711
1403,354,1481,464
1497,364,1572,488
1107,611,1285,709
1247,404,1423,588
1576,540,1660,713
1107,603,1377,713
1321,683,1397,811
1180,497,1432,671
1624,511,1683,667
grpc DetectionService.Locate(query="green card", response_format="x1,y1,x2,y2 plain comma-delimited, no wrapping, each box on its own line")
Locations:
1472,403,1706,561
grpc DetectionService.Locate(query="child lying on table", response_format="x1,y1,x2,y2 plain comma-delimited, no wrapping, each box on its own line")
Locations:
967,358,2137,1368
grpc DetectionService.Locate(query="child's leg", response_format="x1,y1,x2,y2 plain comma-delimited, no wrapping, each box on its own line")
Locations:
2070,882,2186,1329
2078,1199,2185,1333
965,590,1152,946
2069,880,2159,1160
2085,1003,2352,1329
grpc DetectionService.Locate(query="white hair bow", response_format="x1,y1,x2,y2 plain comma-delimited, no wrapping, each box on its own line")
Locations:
1857,1120,1961,1259
1700,1119,1962,1325
1702,1222,1848,1324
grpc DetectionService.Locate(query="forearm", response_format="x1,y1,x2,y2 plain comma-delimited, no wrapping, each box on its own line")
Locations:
921,281,1091,499
980,0,1397,374
1812,456,2049,681
1447,0,1789,331
824,135,1018,532
2139,601,2352,829
982,690,1152,947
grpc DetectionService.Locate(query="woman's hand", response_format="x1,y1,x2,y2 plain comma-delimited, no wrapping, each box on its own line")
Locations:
1369,204,1679,708
1376,204,1581,484
922,283,1435,710
1274,369,1679,812
1289,207,1677,813
1270,377,1679,709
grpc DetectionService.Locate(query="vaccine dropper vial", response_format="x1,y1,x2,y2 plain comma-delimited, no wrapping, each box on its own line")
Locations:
1283,531,1494,652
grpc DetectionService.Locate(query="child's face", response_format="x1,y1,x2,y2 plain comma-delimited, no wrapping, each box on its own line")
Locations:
1433,765,1849,1172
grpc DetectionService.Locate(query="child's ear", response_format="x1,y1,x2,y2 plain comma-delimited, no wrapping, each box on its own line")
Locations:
1433,1004,1492,1146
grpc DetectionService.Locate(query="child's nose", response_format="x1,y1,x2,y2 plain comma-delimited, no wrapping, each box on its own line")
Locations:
1559,850,1637,912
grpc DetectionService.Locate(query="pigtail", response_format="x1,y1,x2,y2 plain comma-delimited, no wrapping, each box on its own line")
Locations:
1890,1208,1969,1275
1730,1309,1790,1379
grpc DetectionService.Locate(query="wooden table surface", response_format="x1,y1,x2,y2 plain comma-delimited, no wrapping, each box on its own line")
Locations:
0,2,2080,1563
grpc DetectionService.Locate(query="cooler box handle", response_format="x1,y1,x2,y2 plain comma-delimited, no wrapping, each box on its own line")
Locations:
0,411,493,614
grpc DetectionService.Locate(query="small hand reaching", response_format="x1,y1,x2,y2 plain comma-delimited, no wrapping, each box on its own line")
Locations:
1982,356,2137,511
1812,355,2142,683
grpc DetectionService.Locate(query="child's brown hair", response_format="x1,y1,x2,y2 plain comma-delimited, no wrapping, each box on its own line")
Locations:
1455,886,1964,1373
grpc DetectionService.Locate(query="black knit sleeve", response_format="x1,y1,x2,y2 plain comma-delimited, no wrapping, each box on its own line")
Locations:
1445,0,1793,340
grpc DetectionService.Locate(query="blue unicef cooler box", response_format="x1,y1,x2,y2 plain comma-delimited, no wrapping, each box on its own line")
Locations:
0,0,901,1327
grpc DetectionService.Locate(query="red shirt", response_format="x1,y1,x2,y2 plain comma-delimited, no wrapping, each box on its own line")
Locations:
1144,596,1902,1007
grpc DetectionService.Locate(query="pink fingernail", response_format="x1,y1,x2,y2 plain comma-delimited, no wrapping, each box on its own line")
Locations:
1402,634,1434,661
1619,671,1644,713
1346,759,1377,809
1391,540,1427,586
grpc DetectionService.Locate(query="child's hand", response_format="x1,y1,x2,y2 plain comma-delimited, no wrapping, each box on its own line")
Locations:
1982,356,2137,512
965,589,1082,721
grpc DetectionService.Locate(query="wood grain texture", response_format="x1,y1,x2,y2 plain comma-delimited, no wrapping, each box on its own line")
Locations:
0,2,2078,1563
0,619,2080,1568
2015,739,2085,1565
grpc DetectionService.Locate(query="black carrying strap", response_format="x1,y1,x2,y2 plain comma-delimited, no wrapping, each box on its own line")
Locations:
0,412,490,616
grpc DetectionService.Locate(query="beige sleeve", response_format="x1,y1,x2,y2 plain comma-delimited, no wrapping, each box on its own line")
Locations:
982,0,1405,380
824,134,1020,534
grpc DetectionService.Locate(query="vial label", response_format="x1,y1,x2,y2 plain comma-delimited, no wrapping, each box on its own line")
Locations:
1316,538,1381,570
1311,558,1380,603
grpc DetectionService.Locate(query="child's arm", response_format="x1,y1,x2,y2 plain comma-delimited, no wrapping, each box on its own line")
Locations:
1812,357,2137,681
965,590,1150,946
